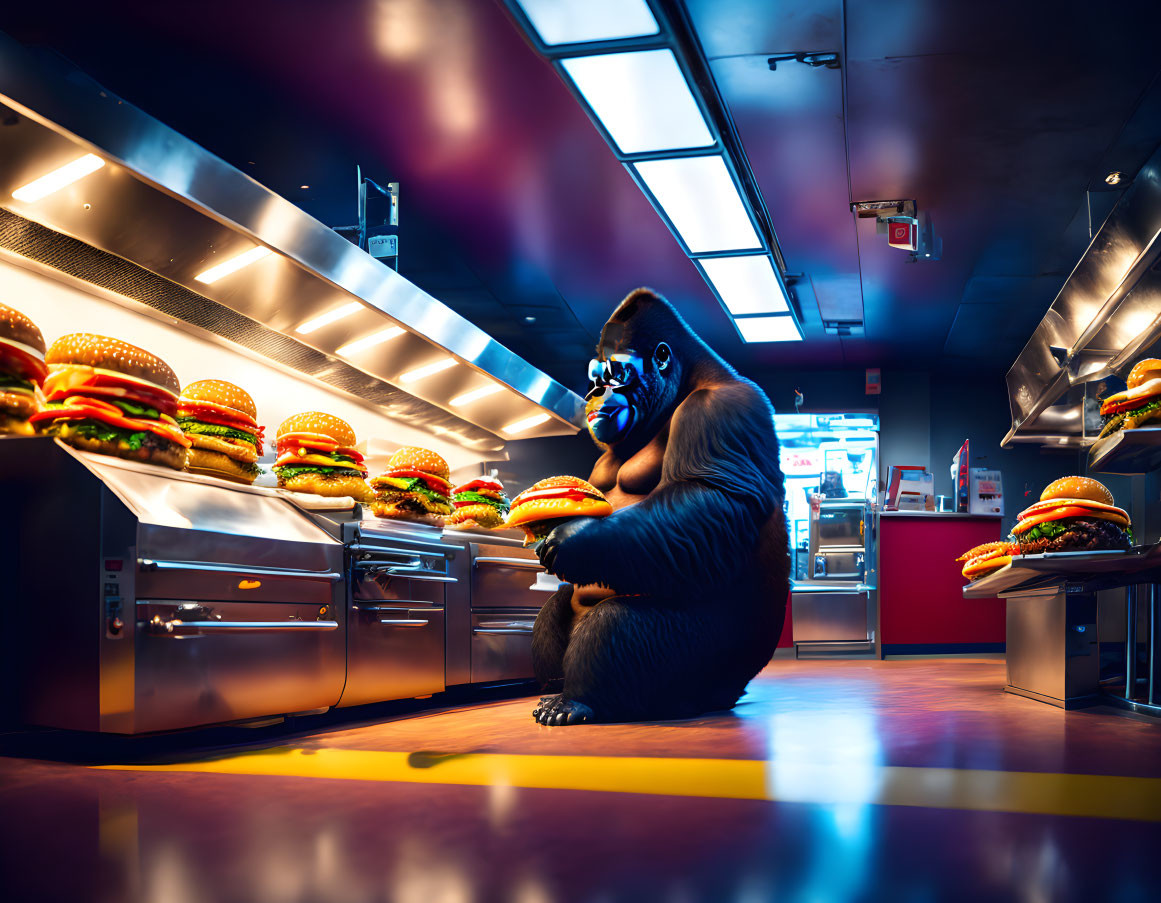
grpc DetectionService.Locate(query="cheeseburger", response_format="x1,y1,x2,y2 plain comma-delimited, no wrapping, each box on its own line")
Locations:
506,475,612,546
1011,476,1131,553
445,477,510,530
178,379,264,485
31,333,190,469
957,541,1019,582
0,303,48,435
273,412,372,500
369,447,453,521
1098,359,1161,440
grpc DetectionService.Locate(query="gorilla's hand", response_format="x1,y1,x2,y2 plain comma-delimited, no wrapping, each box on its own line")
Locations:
535,516,601,585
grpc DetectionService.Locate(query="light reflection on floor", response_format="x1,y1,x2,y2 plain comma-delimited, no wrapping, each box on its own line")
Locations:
2,658,1160,903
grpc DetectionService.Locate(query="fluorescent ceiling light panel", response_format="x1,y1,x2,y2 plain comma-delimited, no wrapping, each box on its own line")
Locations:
504,412,551,434
450,383,505,407
12,153,105,202
295,302,363,335
514,0,658,46
735,315,803,343
195,246,273,284
699,255,789,315
400,357,457,384
562,50,713,154
633,156,761,253
336,326,405,356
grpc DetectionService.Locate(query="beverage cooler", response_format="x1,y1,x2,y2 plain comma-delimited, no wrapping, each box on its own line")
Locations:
777,414,880,657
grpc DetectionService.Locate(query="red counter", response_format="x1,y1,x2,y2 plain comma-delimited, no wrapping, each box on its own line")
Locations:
879,512,1005,654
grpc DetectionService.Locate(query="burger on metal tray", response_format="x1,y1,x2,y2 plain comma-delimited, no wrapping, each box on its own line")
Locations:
178,379,265,485
0,303,48,436
31,333,191,469
273,411,372,501
445,476,511,530
1011,476,1131,554
369,447,453,522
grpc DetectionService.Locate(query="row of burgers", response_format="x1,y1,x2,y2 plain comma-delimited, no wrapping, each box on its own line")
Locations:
956,476,1132,582
953,356,1161,582
0,303,613,540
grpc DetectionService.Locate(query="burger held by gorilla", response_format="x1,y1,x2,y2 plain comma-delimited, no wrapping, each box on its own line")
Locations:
530,288,790,725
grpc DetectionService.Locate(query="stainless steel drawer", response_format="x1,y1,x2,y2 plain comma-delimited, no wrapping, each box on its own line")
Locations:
134,599,345,732
471,543,558,609
353,541,455,605
137,557,341,604
470,610,537,683
792,591,870,643
339,605,446,707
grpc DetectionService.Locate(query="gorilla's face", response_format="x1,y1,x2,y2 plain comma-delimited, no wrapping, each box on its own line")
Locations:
585,343,676,447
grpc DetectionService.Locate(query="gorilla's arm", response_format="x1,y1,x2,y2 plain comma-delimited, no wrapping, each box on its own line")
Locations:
538,383,784,595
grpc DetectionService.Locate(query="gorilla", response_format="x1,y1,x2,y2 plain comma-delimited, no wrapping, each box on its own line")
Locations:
530,288,789,725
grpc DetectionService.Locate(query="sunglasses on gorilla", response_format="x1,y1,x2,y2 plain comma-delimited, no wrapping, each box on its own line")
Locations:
588,353,644,389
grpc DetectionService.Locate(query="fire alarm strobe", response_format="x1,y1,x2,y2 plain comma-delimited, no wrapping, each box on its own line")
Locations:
887,215,918,251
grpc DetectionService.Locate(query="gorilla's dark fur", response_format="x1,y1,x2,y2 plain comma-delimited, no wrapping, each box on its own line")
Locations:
530,288,789,725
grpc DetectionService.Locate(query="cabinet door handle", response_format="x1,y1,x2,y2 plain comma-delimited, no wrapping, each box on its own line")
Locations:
473,556,542,570
139,559,341,581
378,619,431,628
144,619,339,637
473,622,534,635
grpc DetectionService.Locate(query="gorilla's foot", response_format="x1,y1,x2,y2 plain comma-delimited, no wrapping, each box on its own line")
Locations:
532,694,594,726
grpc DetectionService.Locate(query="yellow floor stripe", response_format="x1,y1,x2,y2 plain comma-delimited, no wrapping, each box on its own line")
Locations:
97,749,1161,822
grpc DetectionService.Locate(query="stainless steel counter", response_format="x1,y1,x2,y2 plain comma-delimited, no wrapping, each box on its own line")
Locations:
0,437,555,733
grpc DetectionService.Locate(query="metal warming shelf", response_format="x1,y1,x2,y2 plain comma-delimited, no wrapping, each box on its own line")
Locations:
1,437,346,734
1087,427,1161,474
1002,141,1161,448
962,546,1161,598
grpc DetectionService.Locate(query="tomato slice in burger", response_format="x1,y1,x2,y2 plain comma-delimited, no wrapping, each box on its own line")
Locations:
1013,505,1126,533
277,431,339,451
179,407,261,436
0,341,49,383
516,487,594,504
32,403,193,447
457,478,503,494
177,398,259,429
386,468,451,492
45,368,178,416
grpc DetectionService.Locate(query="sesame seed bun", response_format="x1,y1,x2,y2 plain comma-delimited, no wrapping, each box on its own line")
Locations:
1039,476,1114,506
1127,359,1161,390
385,446,450,482
275,411,357,447
46,333,180,396
180,379,257,421
0,303,46,355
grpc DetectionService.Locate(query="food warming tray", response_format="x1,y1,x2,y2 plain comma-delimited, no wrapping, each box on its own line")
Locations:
0,437,346,733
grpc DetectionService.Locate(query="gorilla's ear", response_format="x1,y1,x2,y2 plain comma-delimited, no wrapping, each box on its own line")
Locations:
653,342,672,373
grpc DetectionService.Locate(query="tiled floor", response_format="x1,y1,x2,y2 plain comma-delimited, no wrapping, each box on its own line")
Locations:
2,658,1159,902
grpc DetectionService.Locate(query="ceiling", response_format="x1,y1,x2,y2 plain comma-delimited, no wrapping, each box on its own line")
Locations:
3,0,1161,396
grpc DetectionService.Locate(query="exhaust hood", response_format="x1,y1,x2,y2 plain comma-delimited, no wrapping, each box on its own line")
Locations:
0,33,585,447
1003,140,1161,447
